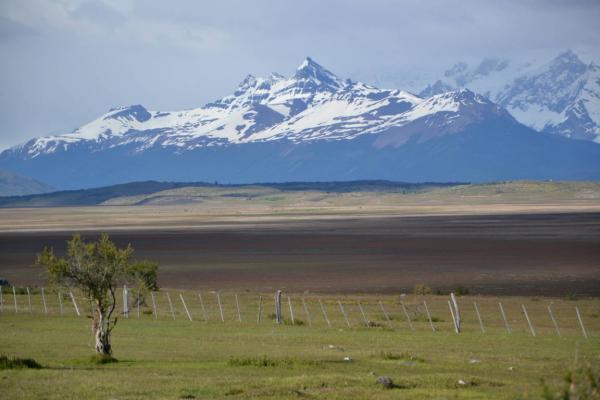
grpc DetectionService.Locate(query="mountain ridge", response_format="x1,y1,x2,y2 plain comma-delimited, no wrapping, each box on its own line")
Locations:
1,57,599,188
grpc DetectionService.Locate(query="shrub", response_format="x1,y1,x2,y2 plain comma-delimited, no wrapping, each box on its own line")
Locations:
542,362,600,399
414,284,432,296
89,354,118,364
454,286,470,296
0,354,42,369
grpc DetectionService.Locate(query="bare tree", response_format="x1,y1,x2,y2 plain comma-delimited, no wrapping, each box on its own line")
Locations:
36,233,157,356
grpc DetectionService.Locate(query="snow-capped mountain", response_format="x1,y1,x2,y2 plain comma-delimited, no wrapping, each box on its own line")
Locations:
12,57,507,159
417,50,600,142
1,57,599,188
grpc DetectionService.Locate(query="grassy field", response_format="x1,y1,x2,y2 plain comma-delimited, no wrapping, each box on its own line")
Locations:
1,290,599,399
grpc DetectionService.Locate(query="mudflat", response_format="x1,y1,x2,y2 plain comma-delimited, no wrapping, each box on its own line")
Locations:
1,208,599,296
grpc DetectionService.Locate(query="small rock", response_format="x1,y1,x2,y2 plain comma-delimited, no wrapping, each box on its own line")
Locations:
368,371,376,376
376,376,395,389
508,366,514,371
457,379,467,386
468,359,481,364
343,356,352,362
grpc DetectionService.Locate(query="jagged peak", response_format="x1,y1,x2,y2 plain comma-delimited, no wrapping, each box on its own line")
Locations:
551,49,585,68
104,104,151,123
293,56,342,88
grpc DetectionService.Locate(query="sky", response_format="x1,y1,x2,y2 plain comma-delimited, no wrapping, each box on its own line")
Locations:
1,0,599,150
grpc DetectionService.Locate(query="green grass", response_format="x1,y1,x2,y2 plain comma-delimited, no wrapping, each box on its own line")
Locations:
0,293,598,399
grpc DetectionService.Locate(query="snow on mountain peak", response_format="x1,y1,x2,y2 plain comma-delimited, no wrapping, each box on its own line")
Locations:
11,57,515,158
293,57,342,89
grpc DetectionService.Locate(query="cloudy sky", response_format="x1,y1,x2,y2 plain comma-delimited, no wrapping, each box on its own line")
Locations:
1,0,599,150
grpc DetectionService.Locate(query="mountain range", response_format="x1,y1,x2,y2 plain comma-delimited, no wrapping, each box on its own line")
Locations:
1,56,599,189
375,50,600,143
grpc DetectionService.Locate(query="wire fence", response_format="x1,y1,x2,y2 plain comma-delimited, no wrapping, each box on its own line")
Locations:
1,285,596,339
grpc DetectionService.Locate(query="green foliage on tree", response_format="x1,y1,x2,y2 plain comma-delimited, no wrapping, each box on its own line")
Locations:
36,233,158,356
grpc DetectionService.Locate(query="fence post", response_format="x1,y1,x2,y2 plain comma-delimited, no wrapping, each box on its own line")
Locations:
235,294,242,323
302,298,312,327
319,299,331,328
379,301,393,328
123,285,129,318
575,307,589,340
198,292,208,322
179,293,192,322
150,292,157,319
26,287,32,313
165,292,176,320
216,292,225,323
522,304,536,337
58,291,64,315
274,290,283,324
358,302,369,326
288,296,295,325
547,305,560,337
450,293,461,332
448,300,458,333
12,286,17,313
498,302,510,334
41,287,48,314
338,301,351,328
474,302,485,333
257,295,262,324
423,300,435,332
69,291,80,316
401,302,414,331
0,285,3,312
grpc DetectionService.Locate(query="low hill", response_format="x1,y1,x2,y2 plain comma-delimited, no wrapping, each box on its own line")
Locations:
0,169,54,197
1,180,599,209
0,180,459,208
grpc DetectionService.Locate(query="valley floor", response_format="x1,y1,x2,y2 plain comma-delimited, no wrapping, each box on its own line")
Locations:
1,292,599,399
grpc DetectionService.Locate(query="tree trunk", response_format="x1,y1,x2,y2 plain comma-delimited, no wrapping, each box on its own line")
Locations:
93,305,112,355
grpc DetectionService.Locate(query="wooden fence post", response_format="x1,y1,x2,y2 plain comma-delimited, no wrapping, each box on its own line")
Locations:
575,307,589,340
12,286,17,313
179,293,192,321
58,291,64,315
166,292,176,320
474,301,485,333
274,290,283,324
547,305,560,337
379,301,393,328
150,292,157,319
235,294,242,323
198,292,208,321
69,291,80,316
288,296,295,325
522,304,536,337
448,300,458,333
338,301,351,328
302,298,312,327
498,302,510,334
358,302,369,326
401,302,414,331
41,288,48,315
216,292,225,323
257,295,262,324
26,287,32,313
123,285,129,318
423,300,435,332
319,299,331,328
450,293,461,332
